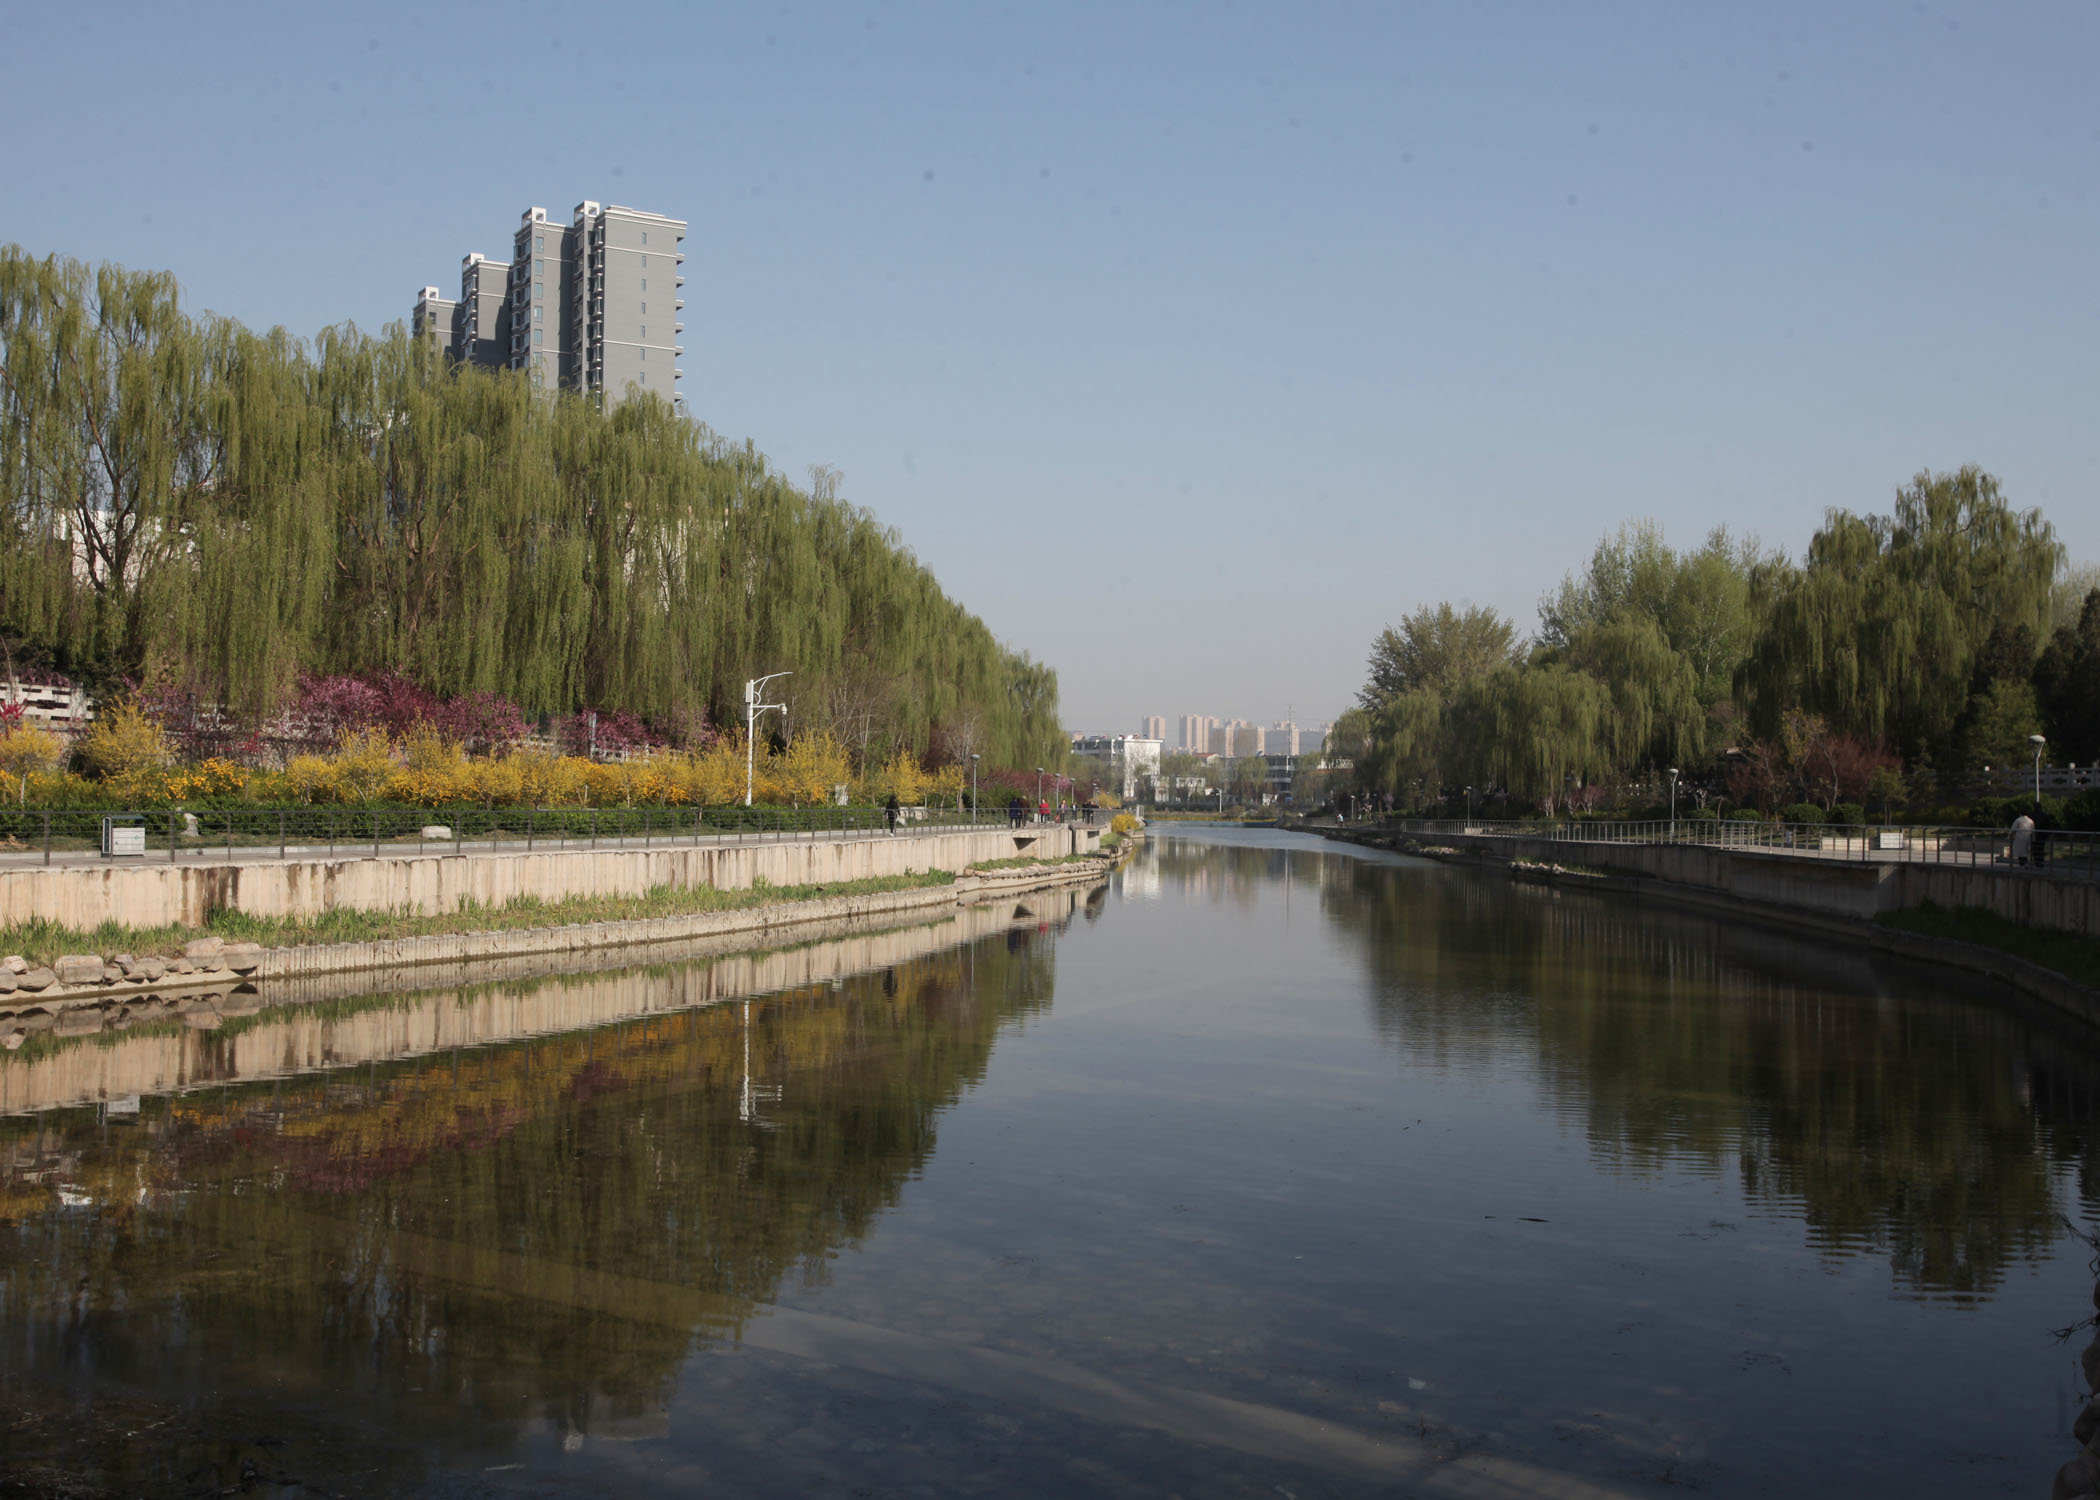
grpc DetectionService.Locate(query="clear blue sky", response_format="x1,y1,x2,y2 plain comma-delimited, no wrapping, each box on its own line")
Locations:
11,1,2097,735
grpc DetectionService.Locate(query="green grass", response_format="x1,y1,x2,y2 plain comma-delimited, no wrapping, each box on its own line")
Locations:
1875,902,2100,991
970,852,1102,871
0,871,958,969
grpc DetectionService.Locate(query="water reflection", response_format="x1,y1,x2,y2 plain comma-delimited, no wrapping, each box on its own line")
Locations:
1153,833,2098,1299
0,894,1077,1489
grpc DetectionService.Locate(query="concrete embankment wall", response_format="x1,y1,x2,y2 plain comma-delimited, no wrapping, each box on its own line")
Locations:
1439,832,2100,939
0,823,1102,930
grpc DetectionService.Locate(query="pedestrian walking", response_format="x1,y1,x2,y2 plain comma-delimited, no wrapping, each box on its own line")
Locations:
884,793,900,835
2011,812,2035,866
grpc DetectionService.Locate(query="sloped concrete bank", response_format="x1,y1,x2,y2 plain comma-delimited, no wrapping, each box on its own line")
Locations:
1319,825,2100,1029
0,884,1102,1117
0,855,1114,1040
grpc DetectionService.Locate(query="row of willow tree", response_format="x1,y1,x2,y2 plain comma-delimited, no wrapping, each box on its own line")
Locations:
0,247,1063,770
1337,467,2100,815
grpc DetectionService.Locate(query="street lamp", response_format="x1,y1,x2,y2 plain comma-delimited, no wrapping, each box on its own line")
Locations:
2030,734,2047,807
743,672,790,807
1035,766,1044,822
969,753,980,824
1666,767,1680,838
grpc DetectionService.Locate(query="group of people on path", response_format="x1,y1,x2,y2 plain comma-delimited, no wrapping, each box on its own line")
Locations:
879,793,1097,835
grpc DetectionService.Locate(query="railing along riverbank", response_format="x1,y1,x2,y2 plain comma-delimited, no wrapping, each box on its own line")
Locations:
1369,817,2100,882
0,803,1104,869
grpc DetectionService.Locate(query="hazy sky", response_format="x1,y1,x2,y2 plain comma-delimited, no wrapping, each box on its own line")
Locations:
11,2,2097,735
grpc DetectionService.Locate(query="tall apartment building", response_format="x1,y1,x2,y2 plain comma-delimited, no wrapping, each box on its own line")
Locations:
413,200,686,406
1179,714,1214,753
412,288,456,355
1139,715,1167,742
459,253,508,369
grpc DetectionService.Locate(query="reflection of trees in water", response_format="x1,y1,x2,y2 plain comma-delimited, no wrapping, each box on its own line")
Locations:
0,928,1057,1466
1182,838,2098,1298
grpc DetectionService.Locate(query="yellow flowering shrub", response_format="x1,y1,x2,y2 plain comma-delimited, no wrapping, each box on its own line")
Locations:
765,731,849,806
79,701,171,779
0,722,65,805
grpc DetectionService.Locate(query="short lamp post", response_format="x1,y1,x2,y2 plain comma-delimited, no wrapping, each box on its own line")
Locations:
1667,767,1680,839
2031,734,2047,807
743,672,790,807
970,753,981,824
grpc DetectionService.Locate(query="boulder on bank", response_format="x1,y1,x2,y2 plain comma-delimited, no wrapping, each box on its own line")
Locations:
53,955,105,986
183,937,224,961
221,943,265,974
16,968,56,992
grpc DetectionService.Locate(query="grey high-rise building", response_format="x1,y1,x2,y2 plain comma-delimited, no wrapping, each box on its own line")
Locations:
459,253,509,370
412,288,456,355
412,199,685,407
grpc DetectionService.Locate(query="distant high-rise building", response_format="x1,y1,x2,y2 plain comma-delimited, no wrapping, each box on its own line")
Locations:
1140,715,1166,742
1179,714,1212,752
412,288,456,355
415,200,686,407
1265,722,1300,755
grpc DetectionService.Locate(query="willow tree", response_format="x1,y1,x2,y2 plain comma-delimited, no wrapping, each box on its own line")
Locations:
1742,467,2060,761
1564,612,1704,775
1455,666,1613,811
0,246,1069,770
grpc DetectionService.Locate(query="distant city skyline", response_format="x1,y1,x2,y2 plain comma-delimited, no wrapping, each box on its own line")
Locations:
1062,713,1335,757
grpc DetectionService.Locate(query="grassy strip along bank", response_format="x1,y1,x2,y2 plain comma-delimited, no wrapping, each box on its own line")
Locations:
0,872,957,973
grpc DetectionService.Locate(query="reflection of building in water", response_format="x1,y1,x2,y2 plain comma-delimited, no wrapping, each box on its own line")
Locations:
1118,849,1163,901
0,897,1084,1468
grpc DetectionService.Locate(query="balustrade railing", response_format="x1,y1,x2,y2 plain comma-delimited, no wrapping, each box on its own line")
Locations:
0,802,1095,868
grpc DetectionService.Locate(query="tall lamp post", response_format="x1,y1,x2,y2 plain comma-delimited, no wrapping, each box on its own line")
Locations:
969,753,980,824
2031,734,2047,807
1035,766,1044,822
1667,767,1680,839
743,672,790,807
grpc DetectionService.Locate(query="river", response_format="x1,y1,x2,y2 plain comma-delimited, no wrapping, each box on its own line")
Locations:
2,824,2094,1497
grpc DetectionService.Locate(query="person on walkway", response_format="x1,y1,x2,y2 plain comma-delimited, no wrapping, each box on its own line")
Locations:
884,793,900,835
2011,812,2035,866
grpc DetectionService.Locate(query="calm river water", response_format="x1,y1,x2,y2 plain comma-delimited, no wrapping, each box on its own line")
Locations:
4,825,2098,1497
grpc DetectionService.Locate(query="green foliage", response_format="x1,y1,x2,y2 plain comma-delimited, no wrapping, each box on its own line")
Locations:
1830,802,1866,827
1780,803,1823,826
2034,587,2100,761
1742,467,2060,765
1358,602,1519,708
0,247,1063,771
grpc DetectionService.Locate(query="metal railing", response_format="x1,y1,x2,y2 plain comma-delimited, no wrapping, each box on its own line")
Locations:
0,802,1102,868
1372,816,2100,881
